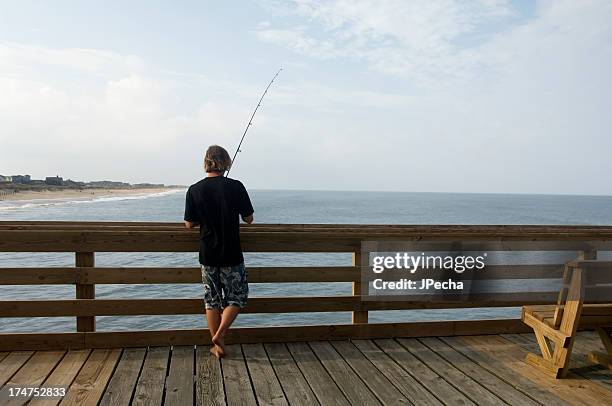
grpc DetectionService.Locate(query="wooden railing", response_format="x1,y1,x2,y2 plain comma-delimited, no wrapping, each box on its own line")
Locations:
1,222,612,351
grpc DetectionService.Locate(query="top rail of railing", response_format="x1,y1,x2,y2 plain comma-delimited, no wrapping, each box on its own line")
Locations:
2,222,612,252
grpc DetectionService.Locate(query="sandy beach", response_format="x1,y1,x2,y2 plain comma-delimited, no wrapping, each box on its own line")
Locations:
0,187,178,202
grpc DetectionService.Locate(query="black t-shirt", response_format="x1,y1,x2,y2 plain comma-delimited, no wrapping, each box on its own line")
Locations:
184,176,254,266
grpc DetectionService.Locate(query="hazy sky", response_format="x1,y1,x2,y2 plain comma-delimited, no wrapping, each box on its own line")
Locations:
1,1,610,194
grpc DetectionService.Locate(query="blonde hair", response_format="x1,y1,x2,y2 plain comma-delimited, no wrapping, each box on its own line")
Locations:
204,145,232,173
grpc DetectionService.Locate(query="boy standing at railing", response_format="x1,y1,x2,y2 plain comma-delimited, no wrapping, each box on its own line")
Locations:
184,145,254,358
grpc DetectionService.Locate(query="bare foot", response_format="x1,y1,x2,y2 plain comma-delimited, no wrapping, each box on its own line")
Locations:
209,345,225,358
212,333,226,357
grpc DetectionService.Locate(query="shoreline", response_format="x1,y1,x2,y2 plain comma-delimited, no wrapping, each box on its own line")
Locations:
0,187,182,203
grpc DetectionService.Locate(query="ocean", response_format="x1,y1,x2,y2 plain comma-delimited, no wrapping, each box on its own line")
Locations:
2,189,612,333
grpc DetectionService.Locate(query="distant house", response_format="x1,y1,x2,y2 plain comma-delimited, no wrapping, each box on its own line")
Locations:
11,175,31,184
0,175,12,183
45,176,63,186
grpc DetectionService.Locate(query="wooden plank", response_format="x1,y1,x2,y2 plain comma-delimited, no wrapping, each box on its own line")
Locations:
375,338,475,405
79,267,200,284
352,339,442,405
29,350,91,406
75,252,95,332
5,222,612,234
0,333,84,351
0,234,608,252
0,351,33,386
242,343,288,406
0,221,602,229
0,266,359,285
370,264,566,280
0,264,570,286
59,348,121,406
81,266,358,284
220,344,257,406
419,337,539,406
0,226,612,252
195,346,225,406
2,320,535,351
569,260,612,269
308,341,380,405
398,338,502,406
0,268,77,285
0,233,604,252
251,266,359,283
99,348,146,406
4,223,612,252
164,346,194,406
3,350,64,384
526,304,612,318
3,351,65,405
3,222,612,233
287,342,349,406
22,222,598,232
0,299,207,317
241,319,533,345
0,230,198,253
0,293,566,317
330,341,409,405
0,220,185,228
264,343,319,406
132,347,169,406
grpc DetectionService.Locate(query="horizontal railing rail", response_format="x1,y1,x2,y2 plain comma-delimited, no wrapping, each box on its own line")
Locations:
3,223,612,252
1,221,612,350
0,264,568,284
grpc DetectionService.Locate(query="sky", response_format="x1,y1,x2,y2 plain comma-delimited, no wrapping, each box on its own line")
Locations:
0,0,611,194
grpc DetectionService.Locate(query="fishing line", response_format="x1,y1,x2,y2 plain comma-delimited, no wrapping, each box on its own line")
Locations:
226,67,282,177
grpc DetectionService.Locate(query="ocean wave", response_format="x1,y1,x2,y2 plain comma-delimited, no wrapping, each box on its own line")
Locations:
0,189,184,211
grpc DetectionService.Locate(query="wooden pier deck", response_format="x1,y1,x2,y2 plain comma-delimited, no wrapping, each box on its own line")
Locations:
0,331,610,406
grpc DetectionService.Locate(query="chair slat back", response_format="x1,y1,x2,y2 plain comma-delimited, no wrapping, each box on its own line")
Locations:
552,264,573,327
559,267,584,335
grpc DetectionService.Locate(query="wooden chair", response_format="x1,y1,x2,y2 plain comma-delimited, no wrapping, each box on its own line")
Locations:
522,260,612,377
521,263,584,378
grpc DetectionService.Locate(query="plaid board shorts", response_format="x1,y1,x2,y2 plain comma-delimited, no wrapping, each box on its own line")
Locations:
201,262,249,309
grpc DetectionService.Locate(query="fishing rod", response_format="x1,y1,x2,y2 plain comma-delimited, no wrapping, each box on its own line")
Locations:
226,67,282,177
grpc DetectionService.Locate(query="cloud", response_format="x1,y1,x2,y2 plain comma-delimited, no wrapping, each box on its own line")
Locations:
256,0,516,86
256,28,341,59
0,42,143,79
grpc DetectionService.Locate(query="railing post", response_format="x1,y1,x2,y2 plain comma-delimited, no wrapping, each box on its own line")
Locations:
75,252,95,332
352,250,368,324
